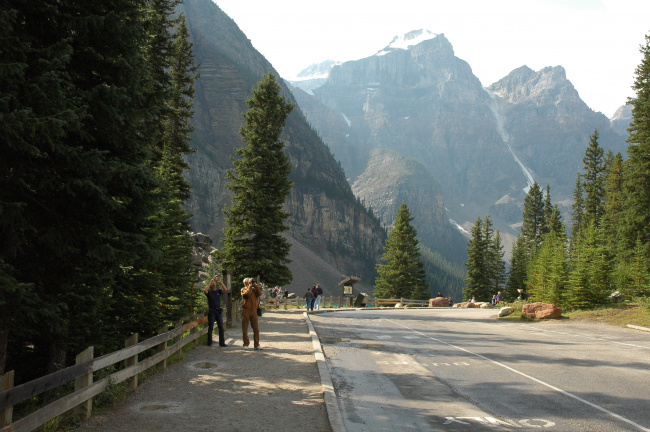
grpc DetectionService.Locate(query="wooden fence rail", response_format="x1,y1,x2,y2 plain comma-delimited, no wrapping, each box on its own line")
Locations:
0,313,208,432
261,296,429,309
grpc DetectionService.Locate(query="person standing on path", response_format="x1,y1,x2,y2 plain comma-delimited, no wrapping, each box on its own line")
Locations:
204,277,228,347
304,288,314,311
241,277,263,349
314,284,323,310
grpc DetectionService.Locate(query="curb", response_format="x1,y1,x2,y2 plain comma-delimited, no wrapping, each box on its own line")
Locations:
626,324,650,333
304,312,346,432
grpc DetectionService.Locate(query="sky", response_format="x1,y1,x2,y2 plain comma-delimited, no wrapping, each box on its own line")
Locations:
214,0,650,118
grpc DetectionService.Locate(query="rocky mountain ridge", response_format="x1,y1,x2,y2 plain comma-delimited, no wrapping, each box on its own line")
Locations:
289,32,629,257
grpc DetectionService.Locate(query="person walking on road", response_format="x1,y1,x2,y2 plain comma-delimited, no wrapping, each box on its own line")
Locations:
205,277,228,347
241,277,263,350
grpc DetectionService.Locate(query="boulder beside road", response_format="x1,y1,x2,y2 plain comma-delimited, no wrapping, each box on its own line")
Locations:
429,297,450,307
522,302,562,319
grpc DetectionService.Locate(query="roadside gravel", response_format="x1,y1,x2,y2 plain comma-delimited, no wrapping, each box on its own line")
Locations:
74,310,330,432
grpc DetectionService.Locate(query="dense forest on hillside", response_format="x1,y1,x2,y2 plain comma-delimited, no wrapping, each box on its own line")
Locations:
464,34,650,307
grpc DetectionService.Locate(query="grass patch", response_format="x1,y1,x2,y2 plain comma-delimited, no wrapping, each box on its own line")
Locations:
496,298,650,327
563,298,650,327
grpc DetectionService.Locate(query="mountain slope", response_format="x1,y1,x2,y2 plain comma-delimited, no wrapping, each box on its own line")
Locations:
290,32,628,257
179,0,386,292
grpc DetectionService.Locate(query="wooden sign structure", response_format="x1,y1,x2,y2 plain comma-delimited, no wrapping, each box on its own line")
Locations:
338,275,360,308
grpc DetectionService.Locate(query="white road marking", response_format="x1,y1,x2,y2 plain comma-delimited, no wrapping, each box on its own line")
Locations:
386,318,650,432
518,326,650,350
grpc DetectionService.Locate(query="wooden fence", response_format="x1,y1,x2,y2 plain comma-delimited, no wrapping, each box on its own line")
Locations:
0,313,210,432
262,296,430,309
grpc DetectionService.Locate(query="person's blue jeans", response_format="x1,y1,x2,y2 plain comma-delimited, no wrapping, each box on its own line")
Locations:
207,308,225,346
307,299,313,311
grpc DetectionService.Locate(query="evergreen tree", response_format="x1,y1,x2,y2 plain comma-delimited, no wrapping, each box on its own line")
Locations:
542,184,553,236
374,203,429,299
603,152,624,249
625,239,650,298
489,229,507,294
527,231,567,305
571,174,585,239
566,222,610,308
505,235,528,302
221,73,295,288
582,129,606,225
522,182,545,253
0,0,201,376
464,217,490,301
622,34,650,254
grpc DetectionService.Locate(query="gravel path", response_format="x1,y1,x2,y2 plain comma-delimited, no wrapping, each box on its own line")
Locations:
74,310,331,432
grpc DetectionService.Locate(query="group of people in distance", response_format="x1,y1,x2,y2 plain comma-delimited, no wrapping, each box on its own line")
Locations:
203,276,264,350
304,284,323,311
468,291,502,306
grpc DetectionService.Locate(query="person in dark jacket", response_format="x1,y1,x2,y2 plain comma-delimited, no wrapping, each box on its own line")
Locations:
204,277,228,347
304,288,314,311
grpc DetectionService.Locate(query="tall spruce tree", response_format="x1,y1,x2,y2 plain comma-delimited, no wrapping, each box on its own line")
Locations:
522,182,545,253
464,217,490,301
622,34,650,254
489,229,507,294
0,0,165,376
527,231,567,305
571,174,585,239
582,129,606,225
566,222,610,308
505,235,528,302
221,73,295,288
374,203,429,299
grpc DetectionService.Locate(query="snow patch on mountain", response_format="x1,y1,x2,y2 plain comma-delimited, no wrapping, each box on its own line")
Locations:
376,29,437,56
485,88,535,192
449,218,470,236
341,113,351,127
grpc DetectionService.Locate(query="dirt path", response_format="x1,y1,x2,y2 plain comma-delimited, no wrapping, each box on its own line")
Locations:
74,311,331,432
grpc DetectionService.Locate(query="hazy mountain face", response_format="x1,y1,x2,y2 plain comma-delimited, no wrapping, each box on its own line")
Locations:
289,32,628,247
179,0,386,291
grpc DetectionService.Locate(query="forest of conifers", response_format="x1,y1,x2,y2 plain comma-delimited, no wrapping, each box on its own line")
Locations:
464,34,650,308
1,0,200,382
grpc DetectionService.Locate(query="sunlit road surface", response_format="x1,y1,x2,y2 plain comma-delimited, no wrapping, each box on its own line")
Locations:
309,308,650,432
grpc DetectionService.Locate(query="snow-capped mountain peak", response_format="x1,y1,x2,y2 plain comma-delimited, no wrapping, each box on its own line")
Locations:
376,29,437,56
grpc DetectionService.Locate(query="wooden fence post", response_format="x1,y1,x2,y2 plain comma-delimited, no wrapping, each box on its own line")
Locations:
74,346,94,418
125,333,139,391
1,370,14,427
157,325,168,370
174,319,183,359
190,314,198,348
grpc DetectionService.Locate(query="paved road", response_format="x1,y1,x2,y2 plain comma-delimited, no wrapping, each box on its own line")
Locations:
309,308,650,432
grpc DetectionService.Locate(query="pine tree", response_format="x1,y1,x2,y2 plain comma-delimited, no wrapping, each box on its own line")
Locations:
582,129,606,225
0,0,183,376
522,182,545,253
542,184,553,236
464,217,490,301
489,229,507,294
505,235,528,302
571,174,585,239
375,203,429,299
622,34,650,254
221,73,295,288
527,231,567,305
566,222,609,308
